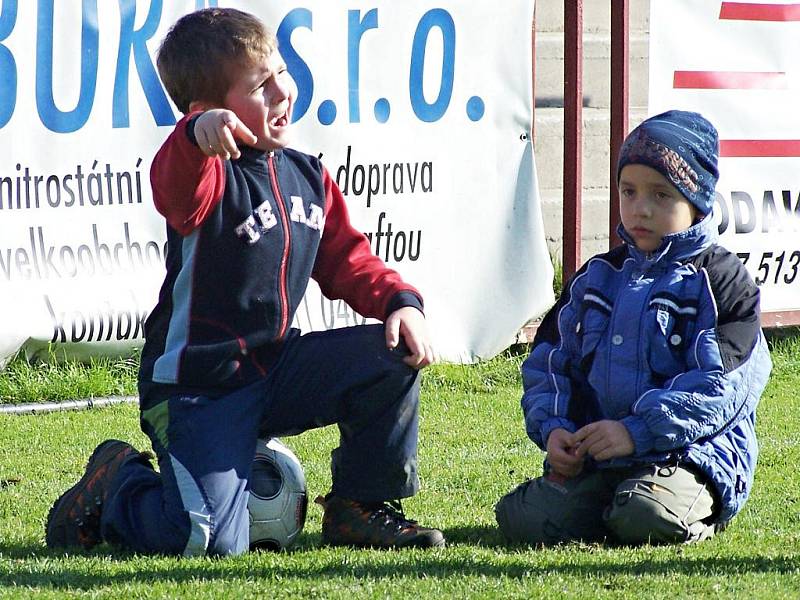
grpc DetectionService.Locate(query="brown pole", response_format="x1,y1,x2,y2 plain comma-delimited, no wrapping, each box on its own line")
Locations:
563,0,583,279
609,0,630,249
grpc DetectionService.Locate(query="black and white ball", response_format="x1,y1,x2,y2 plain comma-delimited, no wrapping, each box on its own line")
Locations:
248,437,307,551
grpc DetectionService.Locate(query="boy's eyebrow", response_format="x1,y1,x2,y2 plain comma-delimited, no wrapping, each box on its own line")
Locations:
257,61,286,79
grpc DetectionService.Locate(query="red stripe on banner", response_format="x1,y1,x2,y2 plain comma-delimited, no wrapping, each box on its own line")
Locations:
720,2,800,21
720,140,800,157
673,71,787,89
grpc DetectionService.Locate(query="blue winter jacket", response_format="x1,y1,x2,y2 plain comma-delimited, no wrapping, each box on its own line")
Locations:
522,214,772,523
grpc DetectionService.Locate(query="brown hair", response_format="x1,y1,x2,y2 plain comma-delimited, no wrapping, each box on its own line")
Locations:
156,8,276,114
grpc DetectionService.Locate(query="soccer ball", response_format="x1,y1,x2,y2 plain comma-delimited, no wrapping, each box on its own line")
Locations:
248,437,308,551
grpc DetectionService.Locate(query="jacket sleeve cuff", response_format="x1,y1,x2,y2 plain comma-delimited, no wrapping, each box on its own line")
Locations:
185,112,203,146
385,291,424,317
621,415,655,455
538,417,577,447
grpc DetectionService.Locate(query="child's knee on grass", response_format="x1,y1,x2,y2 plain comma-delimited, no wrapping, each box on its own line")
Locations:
494,480,554,544
494,476,606,545
604,486,690,544
604,468,716,545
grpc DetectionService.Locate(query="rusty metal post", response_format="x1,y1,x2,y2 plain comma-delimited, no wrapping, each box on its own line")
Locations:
609,0,630,248
563,0,583,279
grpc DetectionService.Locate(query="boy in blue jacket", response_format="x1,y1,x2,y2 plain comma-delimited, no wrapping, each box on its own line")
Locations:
45,8,444,555
496,110,772,545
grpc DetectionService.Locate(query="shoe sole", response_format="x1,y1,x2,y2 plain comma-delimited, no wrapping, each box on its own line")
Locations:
45,440,134,549
322,531,446,549
402,533,446,549
322,539,447,549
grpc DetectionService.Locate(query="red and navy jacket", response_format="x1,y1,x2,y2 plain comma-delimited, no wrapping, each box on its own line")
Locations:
139,113,422,399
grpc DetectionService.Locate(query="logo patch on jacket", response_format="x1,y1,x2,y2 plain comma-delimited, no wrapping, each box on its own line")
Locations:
235,196,325,244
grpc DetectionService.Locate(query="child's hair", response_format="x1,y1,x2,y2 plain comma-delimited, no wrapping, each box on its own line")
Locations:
157,8,277,114
616,110,719,215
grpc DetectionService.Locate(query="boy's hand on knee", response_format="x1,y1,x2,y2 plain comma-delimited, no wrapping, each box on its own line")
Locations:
546,428,584,478
194,109,258,160
572,420,634,461
385,307,435,370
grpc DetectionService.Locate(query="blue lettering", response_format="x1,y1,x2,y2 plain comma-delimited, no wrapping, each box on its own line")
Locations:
347,9,378,124
113,0,174,127
0,0,18,127
36,0,98,133
194,0,217,8
409,9,455,123
278,9,313,122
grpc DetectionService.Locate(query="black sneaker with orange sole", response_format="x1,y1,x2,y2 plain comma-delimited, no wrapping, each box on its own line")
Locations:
316,494,445,549
45,439,148,550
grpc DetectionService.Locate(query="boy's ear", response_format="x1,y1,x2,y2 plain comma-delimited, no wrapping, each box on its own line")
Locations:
188,100,213,113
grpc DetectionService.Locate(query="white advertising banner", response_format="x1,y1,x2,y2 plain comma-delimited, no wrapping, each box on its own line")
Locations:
0,1,553,366
649,0,800,314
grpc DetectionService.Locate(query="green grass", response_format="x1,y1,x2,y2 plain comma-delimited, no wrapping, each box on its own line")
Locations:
0,353,138,404
1,338,799,598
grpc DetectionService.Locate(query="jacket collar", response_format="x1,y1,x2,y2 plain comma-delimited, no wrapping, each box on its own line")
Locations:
235,146,283,166
618,212,718,267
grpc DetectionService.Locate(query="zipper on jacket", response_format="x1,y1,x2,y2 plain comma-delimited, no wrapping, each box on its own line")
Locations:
268,152,291,339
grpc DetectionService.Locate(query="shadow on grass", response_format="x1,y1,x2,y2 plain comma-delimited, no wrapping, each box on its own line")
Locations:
1,537,799,591
442,525,506,547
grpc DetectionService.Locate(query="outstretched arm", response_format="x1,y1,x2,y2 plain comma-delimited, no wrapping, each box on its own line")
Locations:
150,110,257,235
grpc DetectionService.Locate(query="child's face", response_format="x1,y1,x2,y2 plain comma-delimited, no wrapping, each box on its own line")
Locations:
619,164,698,253
223,50,295,151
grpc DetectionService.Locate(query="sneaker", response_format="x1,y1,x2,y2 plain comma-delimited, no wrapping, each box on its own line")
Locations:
316,494,445,549
45,439,145,550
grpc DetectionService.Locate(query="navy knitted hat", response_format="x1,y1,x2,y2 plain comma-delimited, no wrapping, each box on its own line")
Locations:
617,110,719,214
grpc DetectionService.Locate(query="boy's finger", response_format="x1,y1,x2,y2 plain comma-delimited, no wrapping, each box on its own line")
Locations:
422,343,435,366
551,445,578,464
385,318,400,349
194,130,216,157
571,422,596,442
405,351,426,369
403,354,423,369
550,455,581,478
575,434,604,457
402,336,425,368
590,442,616,461
229,117,258,145
197,126,234,159
216,125,242,159
592,448,612,461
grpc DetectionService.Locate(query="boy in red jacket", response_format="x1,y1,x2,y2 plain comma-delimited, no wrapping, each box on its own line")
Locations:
46,7,443,555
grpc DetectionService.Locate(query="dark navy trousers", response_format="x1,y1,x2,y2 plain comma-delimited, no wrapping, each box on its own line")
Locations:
100,324,420,556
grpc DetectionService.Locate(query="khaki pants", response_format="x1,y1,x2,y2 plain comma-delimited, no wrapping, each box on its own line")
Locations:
495,464,717,545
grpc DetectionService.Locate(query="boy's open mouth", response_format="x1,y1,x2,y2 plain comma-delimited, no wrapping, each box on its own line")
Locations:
270,113,289,128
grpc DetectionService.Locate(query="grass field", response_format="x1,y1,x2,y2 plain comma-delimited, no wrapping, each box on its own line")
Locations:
1,338,799,599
